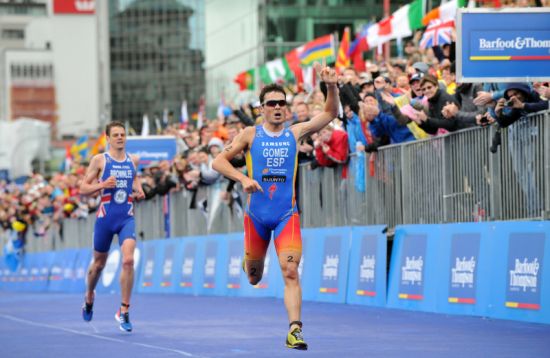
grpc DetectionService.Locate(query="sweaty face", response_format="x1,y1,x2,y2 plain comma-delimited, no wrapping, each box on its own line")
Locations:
262,91,287,124
108,127,126,150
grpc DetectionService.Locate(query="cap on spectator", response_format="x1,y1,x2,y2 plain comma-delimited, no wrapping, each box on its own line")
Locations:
207,137,224,150
412,62,429,74
410,73,423,83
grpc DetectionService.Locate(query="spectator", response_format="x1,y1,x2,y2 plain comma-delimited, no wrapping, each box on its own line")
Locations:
313,124,349,167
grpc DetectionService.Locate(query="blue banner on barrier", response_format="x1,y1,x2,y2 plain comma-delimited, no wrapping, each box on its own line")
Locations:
48,249,79,292
198,238,227,296
488,222,550,324
138,240,160,293
346,226,387,306
225,236,243,296
69,249,92,293
387,225,439,311
447,233,480,305
158,240,179,293
301,227,351,303
175,238,200,295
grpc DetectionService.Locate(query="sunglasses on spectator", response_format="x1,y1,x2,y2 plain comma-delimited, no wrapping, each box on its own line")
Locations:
263,100,287,107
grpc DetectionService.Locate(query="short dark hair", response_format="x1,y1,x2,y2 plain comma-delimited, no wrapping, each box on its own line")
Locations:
259,83,286,104
106,121,125,136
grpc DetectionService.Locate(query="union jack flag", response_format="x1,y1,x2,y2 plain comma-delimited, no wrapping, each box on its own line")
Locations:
419,20,454,49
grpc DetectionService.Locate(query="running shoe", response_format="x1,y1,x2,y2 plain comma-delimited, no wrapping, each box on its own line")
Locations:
286,327,308,350
115,309,133,332
82,301,93,322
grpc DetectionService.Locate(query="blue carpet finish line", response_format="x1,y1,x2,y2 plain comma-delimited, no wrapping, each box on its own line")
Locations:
1,292,549,358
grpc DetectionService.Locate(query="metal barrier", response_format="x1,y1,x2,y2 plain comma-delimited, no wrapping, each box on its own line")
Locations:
18,110,550,252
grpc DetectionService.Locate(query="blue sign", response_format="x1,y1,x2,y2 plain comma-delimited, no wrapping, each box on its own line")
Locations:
505,233,545,310
140,244,156,290
347,226,387,307
320,235,342,295
177,241,197,293
160,241,177,291
397,234,427,301
125,136,177,168
458,9,550,82
448,234,480,305
202,241,218,292
226,240,243,292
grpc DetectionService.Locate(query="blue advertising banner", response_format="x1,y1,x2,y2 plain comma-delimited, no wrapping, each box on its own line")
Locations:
159,240,178,292
68,249,92,293
346,226,387,306
48,249,79,292
176,239,199,295
487,221,550,324
387,225,440,311
225,237,243,295
126,136,177,168
505,233,545,311
198,238,227,296
457,9,550,82
448,233,481,305
138,241,158,293
300,227,351,303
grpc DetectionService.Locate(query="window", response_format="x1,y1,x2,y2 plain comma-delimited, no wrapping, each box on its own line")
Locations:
1,29,24,40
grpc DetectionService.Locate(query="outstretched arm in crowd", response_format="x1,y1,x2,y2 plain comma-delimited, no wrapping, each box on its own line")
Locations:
80,154,115,197
292,65,339,140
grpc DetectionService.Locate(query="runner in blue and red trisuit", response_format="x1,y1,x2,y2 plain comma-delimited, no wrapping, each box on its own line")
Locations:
213,64,339,350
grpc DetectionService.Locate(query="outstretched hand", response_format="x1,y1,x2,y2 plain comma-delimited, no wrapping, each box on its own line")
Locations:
315,62,338,85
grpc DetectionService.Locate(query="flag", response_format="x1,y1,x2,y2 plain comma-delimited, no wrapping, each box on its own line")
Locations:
298,34,336,66
180,100,189,129
285,48,303,88
302,66,317,93
259,58,294,85
125,120,136,136
162,108,169,129
91,132,107,156
422,0,466,26
350,24,371,72
154,117,162,134
335,27,351,72
141,114,150,136
419,19,455,49
234,69,255,91
70,135,88,162
197,96,205,129
61,145,72,173
370,1,425,47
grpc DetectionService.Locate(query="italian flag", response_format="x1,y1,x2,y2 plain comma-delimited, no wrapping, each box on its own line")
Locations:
422,0,468,26
368,0,425,47
234,69,255,91
259,58,294,85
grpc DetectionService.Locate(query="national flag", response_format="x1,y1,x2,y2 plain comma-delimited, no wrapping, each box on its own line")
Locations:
234,69,255,91
419,19,455,49
369,0,425,47
350,24,371,72
70,135,88,162
197,96,205,129
335,27,351,72
422,0,467,26
90,132,107,156
60,145,72,173
259,58,294,85
141,114,150,136
285,48,303,88
180,100,189,129
298,34,336,66
302,66,316,93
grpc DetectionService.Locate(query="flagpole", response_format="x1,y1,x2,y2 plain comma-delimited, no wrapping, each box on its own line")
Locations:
383,0,391,63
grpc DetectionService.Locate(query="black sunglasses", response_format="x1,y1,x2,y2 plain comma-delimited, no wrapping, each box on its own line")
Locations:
263,100,287,107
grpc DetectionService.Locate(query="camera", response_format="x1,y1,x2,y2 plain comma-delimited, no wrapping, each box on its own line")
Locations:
504,100,513,107
479,114,489,124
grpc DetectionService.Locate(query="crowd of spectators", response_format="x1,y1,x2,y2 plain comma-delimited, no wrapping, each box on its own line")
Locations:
2,20,550,260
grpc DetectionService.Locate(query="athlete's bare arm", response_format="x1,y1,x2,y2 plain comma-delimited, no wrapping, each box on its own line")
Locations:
130,155,145,200
80,154,115,196
212,126,263,193
291,65,339,140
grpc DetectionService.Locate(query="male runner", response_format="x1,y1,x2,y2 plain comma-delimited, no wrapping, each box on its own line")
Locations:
79,121,145,332
212,64,339,350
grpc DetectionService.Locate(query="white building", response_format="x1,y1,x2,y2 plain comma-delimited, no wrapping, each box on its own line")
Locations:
0,0,110,138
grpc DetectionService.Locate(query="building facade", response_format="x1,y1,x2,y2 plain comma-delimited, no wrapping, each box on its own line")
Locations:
109,0,205,132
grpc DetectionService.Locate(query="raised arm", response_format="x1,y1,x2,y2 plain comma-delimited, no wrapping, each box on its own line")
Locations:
212,127,262,193
80,154,114,196
292,65,339,140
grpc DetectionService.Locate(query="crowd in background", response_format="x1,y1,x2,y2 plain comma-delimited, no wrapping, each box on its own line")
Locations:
2,28,550,259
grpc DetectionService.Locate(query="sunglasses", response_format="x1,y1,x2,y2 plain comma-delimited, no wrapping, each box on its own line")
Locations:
263,100,287,107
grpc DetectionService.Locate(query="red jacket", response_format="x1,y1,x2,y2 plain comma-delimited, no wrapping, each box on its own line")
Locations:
315,129,349,167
